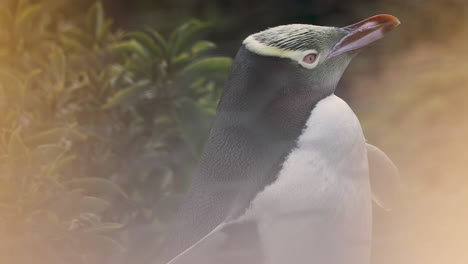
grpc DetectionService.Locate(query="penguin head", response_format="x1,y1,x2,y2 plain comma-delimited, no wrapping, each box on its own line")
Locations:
243,24,349,92
217,14,400,140
240,14,401,95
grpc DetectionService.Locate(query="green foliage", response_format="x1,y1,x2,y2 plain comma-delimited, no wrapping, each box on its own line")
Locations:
0,1,232,264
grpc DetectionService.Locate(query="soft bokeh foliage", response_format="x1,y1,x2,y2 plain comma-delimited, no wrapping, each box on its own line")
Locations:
1,0,468,264
0,1,231,263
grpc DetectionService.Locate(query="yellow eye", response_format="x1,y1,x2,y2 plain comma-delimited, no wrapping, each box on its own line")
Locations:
302,53,318,64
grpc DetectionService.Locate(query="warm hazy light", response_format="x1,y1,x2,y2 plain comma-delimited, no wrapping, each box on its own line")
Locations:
354,24,468,264
1,1,468,264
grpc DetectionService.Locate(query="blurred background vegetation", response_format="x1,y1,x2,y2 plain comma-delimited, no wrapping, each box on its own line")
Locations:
0,0,467,264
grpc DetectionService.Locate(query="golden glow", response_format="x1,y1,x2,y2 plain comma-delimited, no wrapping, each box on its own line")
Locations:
355,23,468,264
0,1,468,264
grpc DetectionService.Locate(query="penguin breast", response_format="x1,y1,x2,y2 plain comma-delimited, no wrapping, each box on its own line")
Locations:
245,94,370,217
241,94,372,264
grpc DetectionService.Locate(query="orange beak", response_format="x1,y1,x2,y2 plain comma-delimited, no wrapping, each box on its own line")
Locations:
326,14,401,59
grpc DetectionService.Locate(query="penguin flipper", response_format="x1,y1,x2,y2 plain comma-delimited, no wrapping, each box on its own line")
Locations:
165,222,227,264
366,143,400,211
166,220,262,264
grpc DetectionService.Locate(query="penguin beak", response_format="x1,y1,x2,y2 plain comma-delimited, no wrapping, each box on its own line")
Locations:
326,14,400,59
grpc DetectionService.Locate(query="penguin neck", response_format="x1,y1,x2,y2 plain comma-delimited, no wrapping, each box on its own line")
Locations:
194,46,342,217
297,94,366,161
216,46,336,142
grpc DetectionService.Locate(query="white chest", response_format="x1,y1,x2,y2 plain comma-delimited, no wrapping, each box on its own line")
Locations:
244,94,370,218
241,94,372,264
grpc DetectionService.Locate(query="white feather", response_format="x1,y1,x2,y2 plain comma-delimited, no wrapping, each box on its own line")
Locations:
243,34,320,69
242,94,372,264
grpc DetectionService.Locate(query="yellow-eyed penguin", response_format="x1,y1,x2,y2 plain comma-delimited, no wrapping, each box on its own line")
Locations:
162,14,401,264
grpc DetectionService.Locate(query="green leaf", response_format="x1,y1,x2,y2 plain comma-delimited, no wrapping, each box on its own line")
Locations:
191,40,216,56
172,52,191,70
64,177,129,200
126,31,162,57
99,18,114,42
62,27,94,47
75,196,111,215
31,144,66,168
45,155,76,177
177,57,232,83
48,48,67,92
103,80,151,109
145,27,169,55
59,34,88,52
25,126,87,147
49,194,110,219
15,3,43,29
110,40,149,60
86,1,105,39
95,3,105,39
169,19,209,57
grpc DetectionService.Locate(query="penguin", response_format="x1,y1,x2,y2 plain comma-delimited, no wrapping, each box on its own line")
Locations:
162,14,401,264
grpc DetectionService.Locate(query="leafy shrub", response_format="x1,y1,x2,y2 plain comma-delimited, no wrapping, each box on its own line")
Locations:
0,1,232,264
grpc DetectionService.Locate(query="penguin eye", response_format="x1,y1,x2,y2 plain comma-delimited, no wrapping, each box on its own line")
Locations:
302,53,318,64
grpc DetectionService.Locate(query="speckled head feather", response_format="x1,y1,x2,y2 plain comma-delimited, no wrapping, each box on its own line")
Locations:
243,24,348,62
245,25,341,50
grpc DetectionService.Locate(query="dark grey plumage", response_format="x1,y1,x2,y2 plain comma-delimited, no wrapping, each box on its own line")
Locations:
162,35,354,263
161,15,400,264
